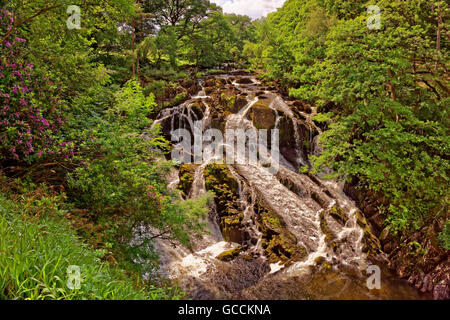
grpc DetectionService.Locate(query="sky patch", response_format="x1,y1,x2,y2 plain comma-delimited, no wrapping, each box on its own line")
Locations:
210,0,286,19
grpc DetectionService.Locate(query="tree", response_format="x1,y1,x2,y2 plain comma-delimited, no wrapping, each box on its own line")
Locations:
253,0,449,231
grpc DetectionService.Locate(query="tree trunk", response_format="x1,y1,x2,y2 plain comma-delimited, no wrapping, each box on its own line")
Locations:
132,22,136,78
435,4,442,72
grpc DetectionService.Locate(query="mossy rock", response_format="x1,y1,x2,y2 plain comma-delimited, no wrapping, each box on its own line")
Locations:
216,245,248,262
319,206,351,250
204,164,244,243
178,164,198,197
311,192,329,209
314,256,326,265
204,78,216,87
319,209,337,250
264,233,308,265
190,102,205,119
234,97,248,111
221,214,244,243
204,164,239,215
278,116,296,148
261,211,286,234
355,211,383,259
328,205,349,226
254,198,307,265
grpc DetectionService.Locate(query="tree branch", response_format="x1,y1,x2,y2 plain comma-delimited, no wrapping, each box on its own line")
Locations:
1,5,62,43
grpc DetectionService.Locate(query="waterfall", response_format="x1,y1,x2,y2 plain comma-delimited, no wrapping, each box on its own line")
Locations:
143,73,426,300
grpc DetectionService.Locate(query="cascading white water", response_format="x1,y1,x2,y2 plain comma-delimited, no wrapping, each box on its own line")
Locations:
144,73,427,300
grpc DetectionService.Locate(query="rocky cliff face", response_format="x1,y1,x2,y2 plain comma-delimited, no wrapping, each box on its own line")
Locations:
344,178,449,300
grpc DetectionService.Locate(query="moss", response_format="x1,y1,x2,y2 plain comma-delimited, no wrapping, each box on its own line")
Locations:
323,262,332,270
252,100,270,109
328,205,349,226
262,211,285,231
319,210,336,249
216,245,248,262
314,256,326,265
242,253,254,261
355,211,383,259
204,164,244,243
178,164,198,197
312,192,329,208
250,101,276,130
255,198,307,265
221,92,236,107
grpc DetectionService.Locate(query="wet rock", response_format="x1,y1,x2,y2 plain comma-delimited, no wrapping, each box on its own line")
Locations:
184,80,201,96
344,177,450,299
355,210,384,260
249,100,277,130
178,164,198,197
292,100,312,114
216,245,248,262
235,96,248,111
275,173,308,198
190,257,270,299
433,277,450,300
204,164,244,243
235,77,254,84
191,101,205,119
319,209,338,251
277,116,317,168
204,78,216,87
254,199,307,265
311,192,330,209
328,205,349,226
216,78,227,86
204,86,215,95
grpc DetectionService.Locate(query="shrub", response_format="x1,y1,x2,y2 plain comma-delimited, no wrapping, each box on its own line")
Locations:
0,192,172,300
438,220,450,250
68,80,210,247
0,10,71,163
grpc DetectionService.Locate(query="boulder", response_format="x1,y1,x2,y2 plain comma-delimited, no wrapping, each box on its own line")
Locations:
178,164,198,197
235,77,254,84
216,245,248,262
249,100,276,130
254,199,308,265
234,96,248,111
204,164,244,243
292,100,312,114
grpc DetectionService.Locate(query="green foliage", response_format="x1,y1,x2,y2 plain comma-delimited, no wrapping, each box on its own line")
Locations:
256,0,450,232
0,192,173,300
438,220,450,250
312,112,333,123
133,1,252,70
144,80,168,99
207,69,225,75
68,80,209,247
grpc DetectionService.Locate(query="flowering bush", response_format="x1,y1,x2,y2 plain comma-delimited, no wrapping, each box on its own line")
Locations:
0,10,72,162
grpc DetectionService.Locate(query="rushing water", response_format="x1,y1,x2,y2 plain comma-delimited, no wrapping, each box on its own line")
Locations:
145,72,431,300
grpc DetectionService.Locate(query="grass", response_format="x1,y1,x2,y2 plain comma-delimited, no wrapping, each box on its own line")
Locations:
0,192,174,300
207,69,224,75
